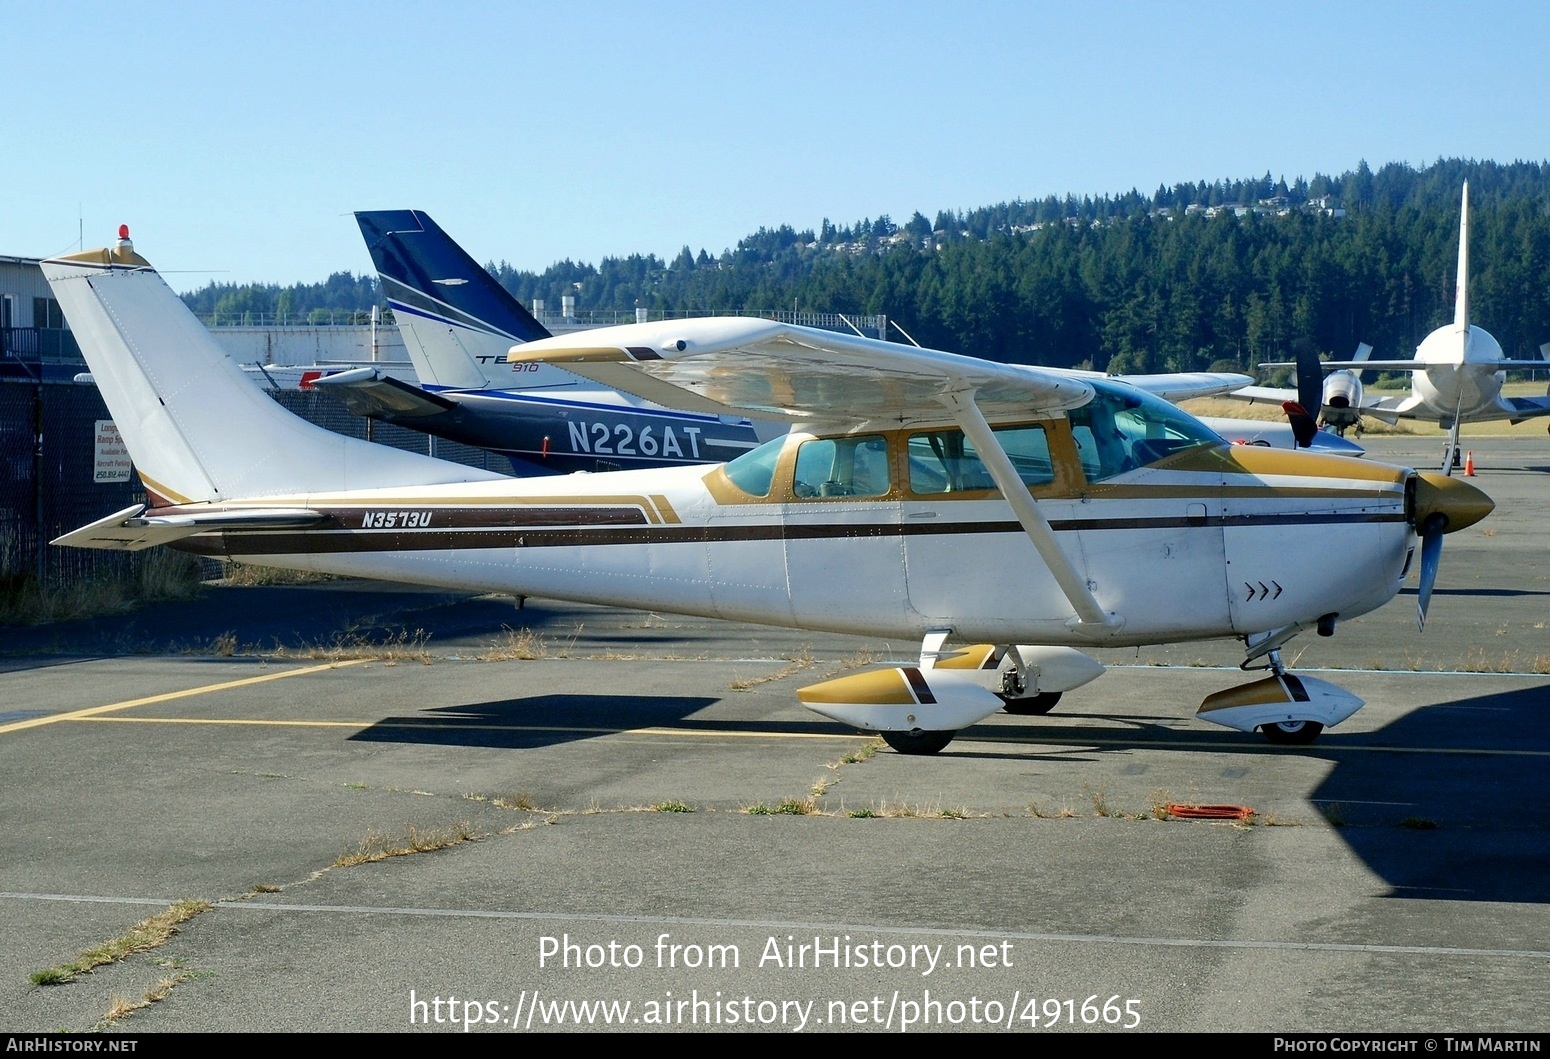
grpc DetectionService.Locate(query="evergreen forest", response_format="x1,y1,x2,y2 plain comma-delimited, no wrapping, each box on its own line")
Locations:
179,159,1550,376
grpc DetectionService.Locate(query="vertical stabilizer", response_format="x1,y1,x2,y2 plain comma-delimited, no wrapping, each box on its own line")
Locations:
356,210,551,389
43,233,506,505
1454,182,1470,333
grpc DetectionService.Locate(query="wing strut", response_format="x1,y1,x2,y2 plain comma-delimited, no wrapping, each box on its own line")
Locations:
938,390,1122,632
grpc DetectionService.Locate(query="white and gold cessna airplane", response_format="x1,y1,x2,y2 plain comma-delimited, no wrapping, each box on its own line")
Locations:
47,231,1493,753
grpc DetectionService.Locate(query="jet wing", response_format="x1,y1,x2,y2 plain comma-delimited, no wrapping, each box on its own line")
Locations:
508,318,1094,426
52,504,328,552
1505,394,1550,421
1224,384,1295,406
310,367,459,419
1224,384,1422,424
1061,370,1252,402
1263,357,1549,372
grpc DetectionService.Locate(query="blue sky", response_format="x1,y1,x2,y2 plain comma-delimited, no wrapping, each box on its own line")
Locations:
8,0,1548,291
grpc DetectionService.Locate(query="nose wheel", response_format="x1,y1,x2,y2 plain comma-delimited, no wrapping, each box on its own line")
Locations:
1258,719,1325,745
1001,691,1062,715
880,730,956,755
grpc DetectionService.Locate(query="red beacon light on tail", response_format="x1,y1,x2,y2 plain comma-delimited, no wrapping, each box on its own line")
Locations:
116,224,133,255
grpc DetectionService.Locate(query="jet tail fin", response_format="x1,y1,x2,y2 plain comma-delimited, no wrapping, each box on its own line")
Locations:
356,210,551,389
43,231,505,508
1454,182,1470,332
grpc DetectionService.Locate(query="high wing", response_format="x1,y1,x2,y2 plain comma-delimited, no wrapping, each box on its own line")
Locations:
507,317,1095,426
511,317,1118,630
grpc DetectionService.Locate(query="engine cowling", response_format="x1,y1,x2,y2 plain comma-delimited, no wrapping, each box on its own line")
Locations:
1320,370,1364,432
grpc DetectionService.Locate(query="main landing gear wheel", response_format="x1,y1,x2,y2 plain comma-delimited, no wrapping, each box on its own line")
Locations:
1001,691,1062,716
1258,720,1325,745
880,730,956,755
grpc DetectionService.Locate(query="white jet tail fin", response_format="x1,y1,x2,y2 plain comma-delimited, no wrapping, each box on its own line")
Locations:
1454,182,1470,333
42,231,506,506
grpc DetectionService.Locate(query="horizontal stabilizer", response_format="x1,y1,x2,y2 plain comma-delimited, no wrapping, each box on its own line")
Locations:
797,667,1006,733
52,504,326,552
312,368,459,418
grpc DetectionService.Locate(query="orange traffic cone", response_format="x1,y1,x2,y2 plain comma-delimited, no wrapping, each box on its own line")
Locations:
1464,450,1476,476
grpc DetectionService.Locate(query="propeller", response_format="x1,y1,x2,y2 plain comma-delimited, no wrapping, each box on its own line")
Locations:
1294,345,1325,431
1410,472,1496,631
1281,401,1318,448
1415,513,1445,630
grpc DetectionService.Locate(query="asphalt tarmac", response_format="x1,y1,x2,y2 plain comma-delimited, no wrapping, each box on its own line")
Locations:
1,435,1546,1034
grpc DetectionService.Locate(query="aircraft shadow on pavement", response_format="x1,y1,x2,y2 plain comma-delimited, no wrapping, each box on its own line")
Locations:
349,679,1550,903
1307,682,1550,904
935,685,1550,905
353,693,755,749
1399,586,1550,599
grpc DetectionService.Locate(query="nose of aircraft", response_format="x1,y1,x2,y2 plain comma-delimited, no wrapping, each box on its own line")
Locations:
1413,472,1494,533
1410,471,1493,631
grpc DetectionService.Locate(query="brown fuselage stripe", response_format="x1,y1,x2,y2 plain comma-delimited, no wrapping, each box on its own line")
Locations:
169,510,1409,556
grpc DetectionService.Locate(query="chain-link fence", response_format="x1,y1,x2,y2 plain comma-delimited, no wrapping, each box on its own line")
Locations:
0,379,506,590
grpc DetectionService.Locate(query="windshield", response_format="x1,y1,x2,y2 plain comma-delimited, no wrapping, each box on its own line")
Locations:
721,434,787,497
1069,381,1223,482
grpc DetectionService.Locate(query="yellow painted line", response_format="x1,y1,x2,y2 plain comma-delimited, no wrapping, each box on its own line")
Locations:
978,734,1550,757
0,660,370,735
75,716,864,741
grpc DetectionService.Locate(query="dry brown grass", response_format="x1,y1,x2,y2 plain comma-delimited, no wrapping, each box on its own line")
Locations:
475,625,589,660
729,648,816,690
217,561,337,587
333,822,479,867
263,629,434,665
1,551,205,627
30,900,211,985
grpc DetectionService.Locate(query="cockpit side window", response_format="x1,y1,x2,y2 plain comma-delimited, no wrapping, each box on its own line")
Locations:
792,435,890,498
1069,383,1222,482
908,425,1054,494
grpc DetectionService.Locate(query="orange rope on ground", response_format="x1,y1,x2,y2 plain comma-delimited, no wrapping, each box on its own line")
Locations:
1167,804,1255,820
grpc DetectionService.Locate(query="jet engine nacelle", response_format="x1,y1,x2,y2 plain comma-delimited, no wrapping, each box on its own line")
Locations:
1321,370,1364,433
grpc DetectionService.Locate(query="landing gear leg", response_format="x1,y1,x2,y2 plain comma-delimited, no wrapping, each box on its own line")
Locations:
1442,416,1463,476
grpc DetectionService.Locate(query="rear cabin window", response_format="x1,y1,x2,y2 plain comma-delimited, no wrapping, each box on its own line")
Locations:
907,425,1054,494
